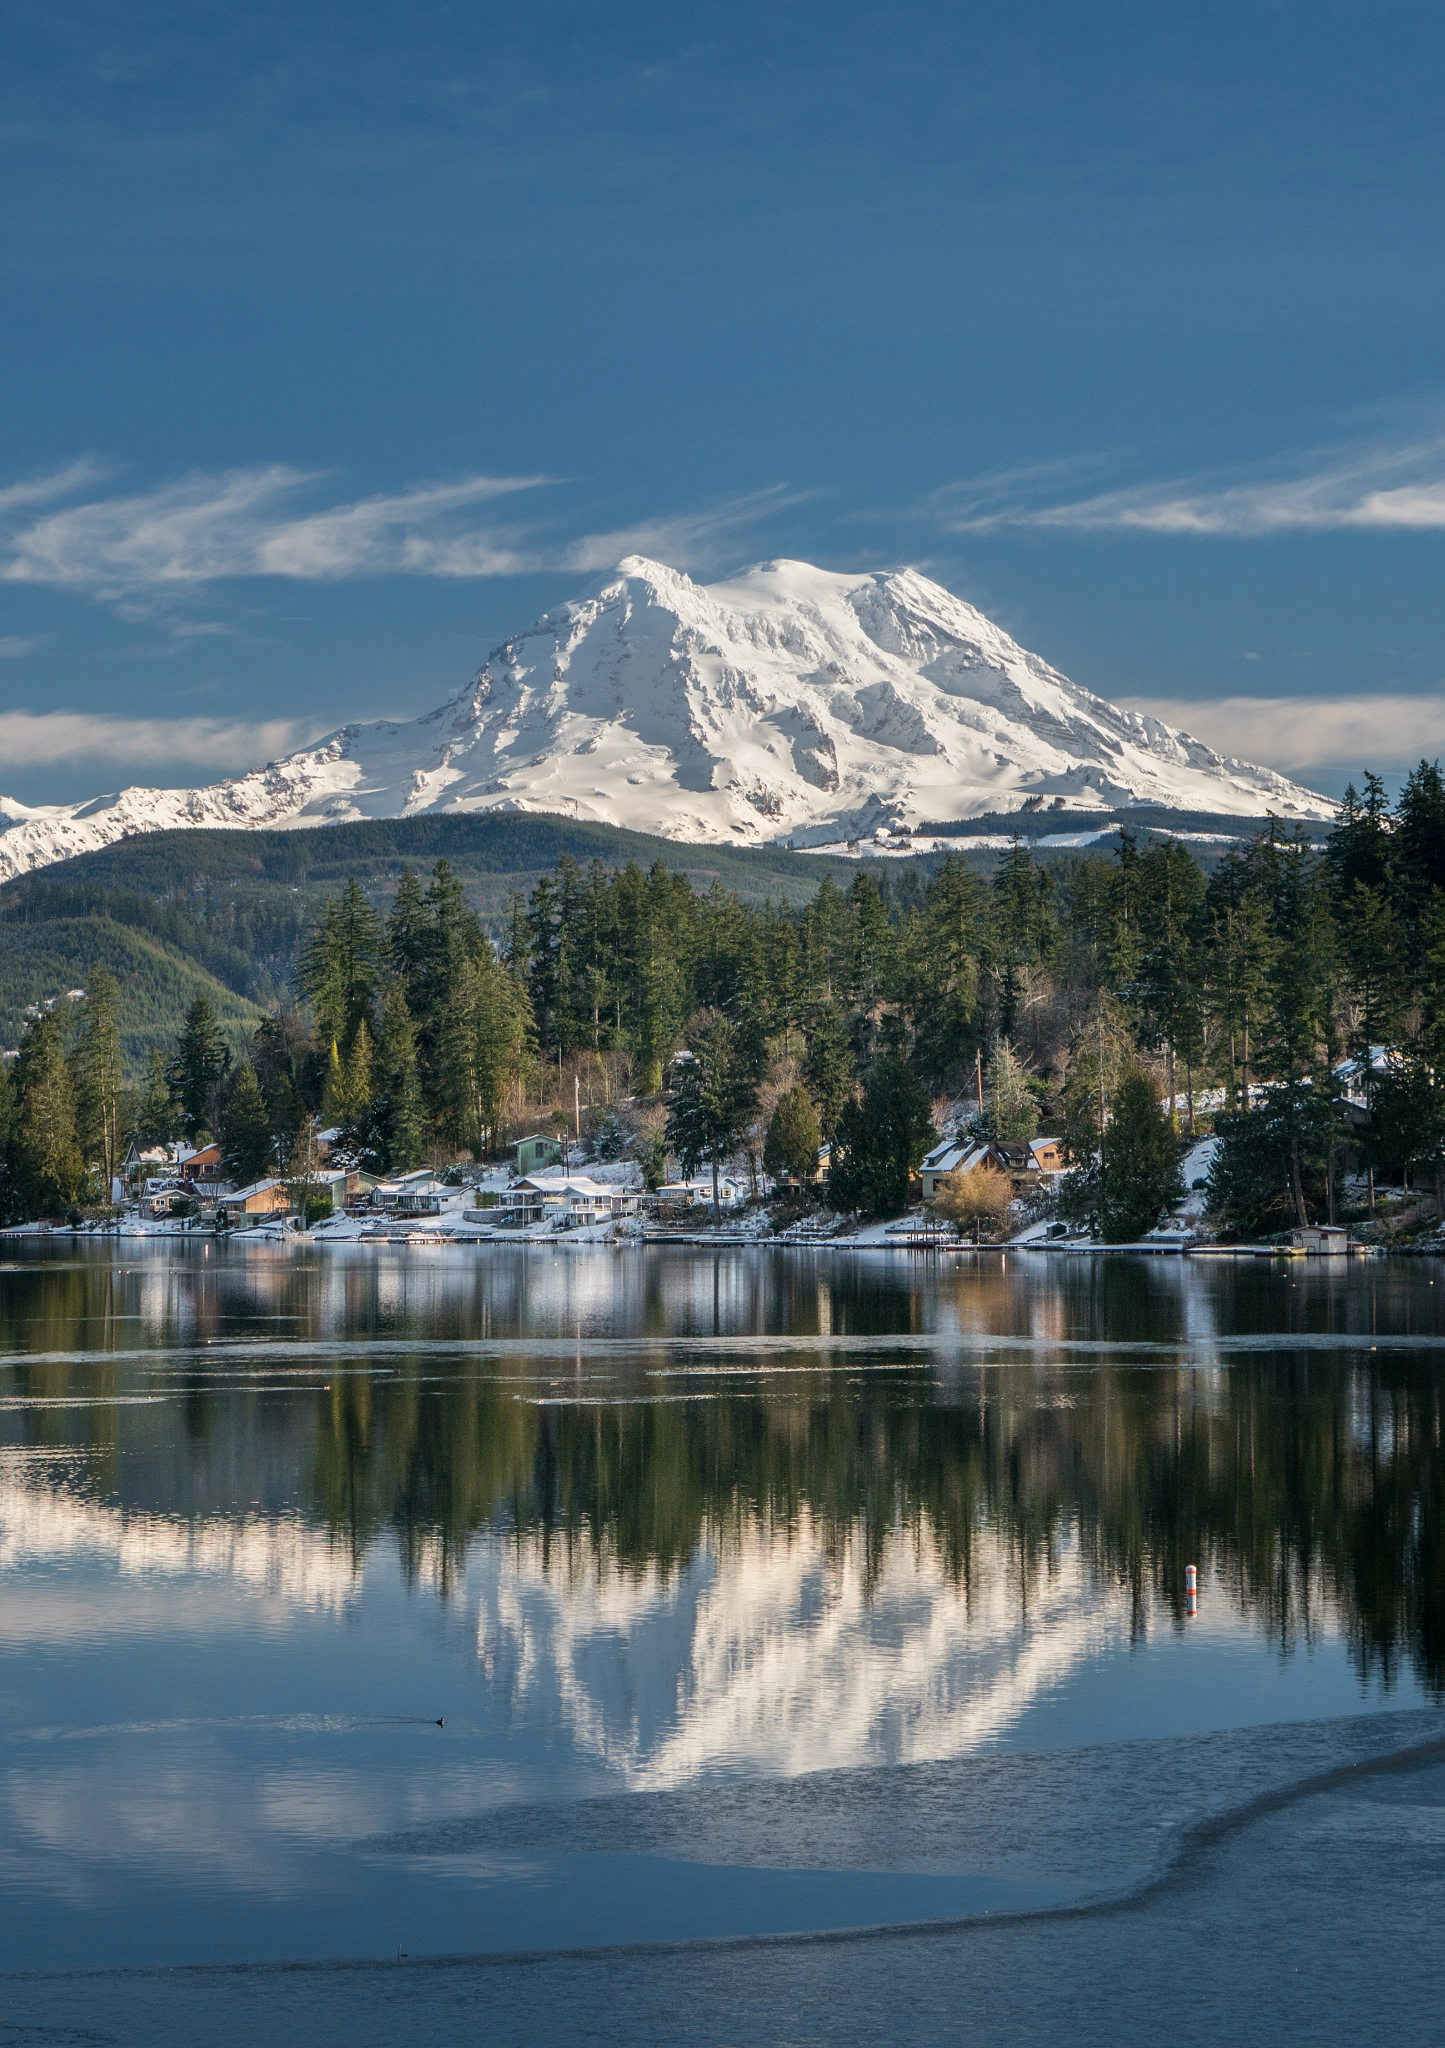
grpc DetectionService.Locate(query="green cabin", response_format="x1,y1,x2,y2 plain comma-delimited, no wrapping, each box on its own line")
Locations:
513,1133,564,1176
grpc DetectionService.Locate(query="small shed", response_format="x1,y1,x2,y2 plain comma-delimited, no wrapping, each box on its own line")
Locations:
1288,1225,1350,1254
512,1133,564,1176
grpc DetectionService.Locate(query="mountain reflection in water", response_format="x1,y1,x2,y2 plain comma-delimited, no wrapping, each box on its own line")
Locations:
1,1243,1443,1785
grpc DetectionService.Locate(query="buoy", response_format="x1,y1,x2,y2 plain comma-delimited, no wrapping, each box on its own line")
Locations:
1185,1563,1198,1594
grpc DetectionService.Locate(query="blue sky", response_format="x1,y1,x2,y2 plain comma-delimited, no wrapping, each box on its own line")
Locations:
2,0,1444,803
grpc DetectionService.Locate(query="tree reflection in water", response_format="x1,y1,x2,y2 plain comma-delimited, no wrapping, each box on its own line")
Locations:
1,1243,1442,1696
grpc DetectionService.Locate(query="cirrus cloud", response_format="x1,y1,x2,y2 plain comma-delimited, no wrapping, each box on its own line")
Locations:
936,435,1445,536
0,464,803,605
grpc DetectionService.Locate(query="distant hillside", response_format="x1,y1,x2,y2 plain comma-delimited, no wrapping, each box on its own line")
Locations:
0,916,264,1065
0,808,1281,1073
0,813,864,1070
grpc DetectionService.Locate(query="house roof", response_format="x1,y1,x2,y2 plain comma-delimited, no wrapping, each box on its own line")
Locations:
514,1173,620,1199
219,1178,285,1204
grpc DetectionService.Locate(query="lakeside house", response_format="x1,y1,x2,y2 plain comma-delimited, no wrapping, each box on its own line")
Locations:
919,1135,1065,1202
653,1176,747,1210
217,1179,292,1224
489,1173,642,1228
370,1169,467,1217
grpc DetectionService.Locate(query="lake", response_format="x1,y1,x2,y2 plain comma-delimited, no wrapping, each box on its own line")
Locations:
4,1239,1445,2043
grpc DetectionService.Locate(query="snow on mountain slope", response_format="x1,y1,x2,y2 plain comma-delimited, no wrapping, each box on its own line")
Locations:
0,557,1331,882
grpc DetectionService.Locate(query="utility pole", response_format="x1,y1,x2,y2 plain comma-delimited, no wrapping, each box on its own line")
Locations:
976,1047,984,1122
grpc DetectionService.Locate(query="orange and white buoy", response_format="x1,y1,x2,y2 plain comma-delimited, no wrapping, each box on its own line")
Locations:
1185,1562,1198,1619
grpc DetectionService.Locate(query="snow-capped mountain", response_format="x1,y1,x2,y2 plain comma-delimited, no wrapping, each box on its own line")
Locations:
0,556,1330,882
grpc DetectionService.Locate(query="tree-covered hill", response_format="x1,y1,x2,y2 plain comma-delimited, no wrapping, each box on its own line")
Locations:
0,814,865,1064
0,915,264,1066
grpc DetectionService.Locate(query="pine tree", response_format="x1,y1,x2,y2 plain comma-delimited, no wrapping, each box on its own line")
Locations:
664,1012,758,1219
364,980,426,1174
826,1055,934,1218
1098,1067,1183,1243
70,968,124,1190
9,1011,84,1219
135,1047,178,1146
803,1001,854,1137
319,1039,346,1128
1133,837,1206,1121
341,1017,374,1129
171,996,231,1143
297,878,381,1052
985,837,1056,1040
762,1087,822,1183
220,1063,275,1186
387,870,432,987
904,854,981,1091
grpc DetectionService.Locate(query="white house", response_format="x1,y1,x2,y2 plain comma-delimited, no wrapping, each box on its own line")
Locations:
494,1174,641,1228
653,1176,747,1210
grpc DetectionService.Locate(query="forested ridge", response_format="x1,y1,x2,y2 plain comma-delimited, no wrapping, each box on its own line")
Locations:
1,768,1442,1237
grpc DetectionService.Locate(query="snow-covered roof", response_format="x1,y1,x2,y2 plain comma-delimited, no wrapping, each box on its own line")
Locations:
513,1173,626,1199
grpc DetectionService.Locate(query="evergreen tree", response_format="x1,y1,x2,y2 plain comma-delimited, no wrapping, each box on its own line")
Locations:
1097,1067,1183,1243
1058,991,1135,1166
904,854,981,1091
1328,776,1392,897
134,1047,178,1147
1393,760,1445,920
664,1012,758,1219
70,968,124,1189
220,1063,275,1186
170,995,231,1143
1133,838,1206,1119
341,1018,374,1129
985,837,1056,1040
1204,855,1276,1106
762,1086,822,1184
386,870,432,988
297,878,382,1052
826,1055,934,1217
251,1013,311,1158
319,1039,346,1128
8,1011,83,1219
363,980,426,1174
803,1001,854,1136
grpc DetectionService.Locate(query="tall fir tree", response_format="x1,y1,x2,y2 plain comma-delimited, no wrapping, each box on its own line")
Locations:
664,1012,758,1219
170,996,231,1144
220,1063,275,1187
8,1011,84,1219
70,968,125,1190
826,1054,934,1218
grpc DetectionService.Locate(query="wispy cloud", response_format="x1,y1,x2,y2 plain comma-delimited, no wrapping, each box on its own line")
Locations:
0,465,795,599
0,467,550,596
0,459,113,517
1122,693,1445,774
0,635,48,659
0,711,322,772
938,436,1445,536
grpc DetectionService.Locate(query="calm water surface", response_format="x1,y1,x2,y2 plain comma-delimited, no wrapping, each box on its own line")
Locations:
2,1240,1443,1970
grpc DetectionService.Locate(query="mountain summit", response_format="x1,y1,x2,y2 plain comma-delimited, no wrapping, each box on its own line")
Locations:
0,557,1329,881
